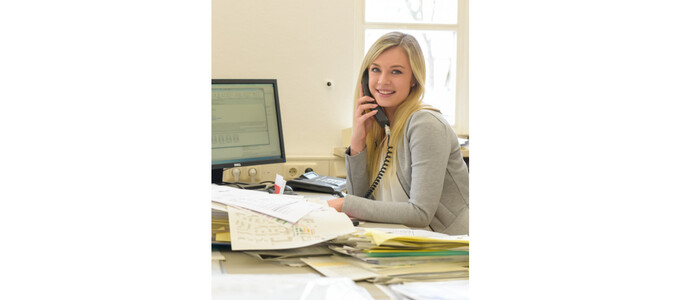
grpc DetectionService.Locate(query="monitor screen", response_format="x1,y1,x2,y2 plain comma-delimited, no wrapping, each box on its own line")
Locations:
212,79,286,183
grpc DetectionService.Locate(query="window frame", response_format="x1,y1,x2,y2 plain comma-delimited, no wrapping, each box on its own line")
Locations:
354,0,469,137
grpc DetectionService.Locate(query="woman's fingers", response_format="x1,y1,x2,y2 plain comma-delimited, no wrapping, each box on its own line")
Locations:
355,96,375,108
358,109,378,122
360,102,378,110
355,102,376,117
355,97,378,114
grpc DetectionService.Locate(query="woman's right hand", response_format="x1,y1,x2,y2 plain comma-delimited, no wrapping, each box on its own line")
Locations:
350,83,378,156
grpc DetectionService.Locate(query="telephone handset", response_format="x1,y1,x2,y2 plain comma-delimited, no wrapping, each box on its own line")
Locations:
361,69,393,199
362,69,390,128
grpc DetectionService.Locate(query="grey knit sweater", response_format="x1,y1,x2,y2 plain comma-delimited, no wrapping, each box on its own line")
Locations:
343,110,469,235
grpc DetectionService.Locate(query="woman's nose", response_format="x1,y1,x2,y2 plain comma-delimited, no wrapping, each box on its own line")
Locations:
378,73,390,84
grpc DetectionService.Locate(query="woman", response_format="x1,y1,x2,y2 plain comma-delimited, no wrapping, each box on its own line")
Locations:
328,32,469,235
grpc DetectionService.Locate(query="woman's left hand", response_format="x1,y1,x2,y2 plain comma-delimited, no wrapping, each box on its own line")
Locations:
327,198,344,212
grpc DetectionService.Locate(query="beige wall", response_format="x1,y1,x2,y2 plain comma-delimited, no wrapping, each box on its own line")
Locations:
212,0,356,157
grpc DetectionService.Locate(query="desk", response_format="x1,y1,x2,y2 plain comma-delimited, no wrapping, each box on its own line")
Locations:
212,220,409,299
215,248,393,299
212,191,467,299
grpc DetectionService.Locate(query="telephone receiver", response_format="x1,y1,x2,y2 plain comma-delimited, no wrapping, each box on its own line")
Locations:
361,69,393,199
362,69,390,128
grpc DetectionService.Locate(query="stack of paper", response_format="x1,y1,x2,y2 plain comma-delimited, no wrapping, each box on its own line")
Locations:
302,228,470,284
331,227,469,262
212,201,231,244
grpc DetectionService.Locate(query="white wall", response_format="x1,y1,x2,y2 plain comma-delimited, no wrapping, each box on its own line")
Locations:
212,0,356,157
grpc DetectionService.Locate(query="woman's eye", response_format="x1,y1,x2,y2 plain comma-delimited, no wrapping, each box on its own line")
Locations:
370,67,380,72
392,70,403,75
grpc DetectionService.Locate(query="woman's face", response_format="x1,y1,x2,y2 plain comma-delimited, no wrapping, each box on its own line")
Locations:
368,46,414,112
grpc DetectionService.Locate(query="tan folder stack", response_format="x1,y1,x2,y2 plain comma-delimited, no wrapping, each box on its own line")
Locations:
302,228,469,284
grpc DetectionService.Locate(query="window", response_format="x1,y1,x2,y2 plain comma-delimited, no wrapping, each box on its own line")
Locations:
357,0,468,136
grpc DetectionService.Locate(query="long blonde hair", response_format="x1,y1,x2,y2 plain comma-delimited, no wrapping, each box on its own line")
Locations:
354,32,438,186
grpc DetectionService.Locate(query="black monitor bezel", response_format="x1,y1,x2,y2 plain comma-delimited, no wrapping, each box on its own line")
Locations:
211,79,286,172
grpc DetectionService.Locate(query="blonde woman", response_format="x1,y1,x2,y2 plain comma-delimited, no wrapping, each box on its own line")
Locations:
328,32,469,235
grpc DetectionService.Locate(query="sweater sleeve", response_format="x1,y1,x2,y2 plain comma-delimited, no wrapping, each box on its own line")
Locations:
342,111,451,228
344,146,371,197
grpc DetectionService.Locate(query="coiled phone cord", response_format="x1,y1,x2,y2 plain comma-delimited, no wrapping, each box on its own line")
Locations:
364,125,393,198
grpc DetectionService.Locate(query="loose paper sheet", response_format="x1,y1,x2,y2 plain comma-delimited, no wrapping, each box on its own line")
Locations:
364,228,470,246
228,205,357,250
301,256,379,281
212,185,322,223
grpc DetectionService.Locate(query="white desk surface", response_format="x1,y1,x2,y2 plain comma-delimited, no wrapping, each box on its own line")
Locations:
217,251,393,300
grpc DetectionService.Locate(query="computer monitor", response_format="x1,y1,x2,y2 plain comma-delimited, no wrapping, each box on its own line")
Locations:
211,79,286,183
